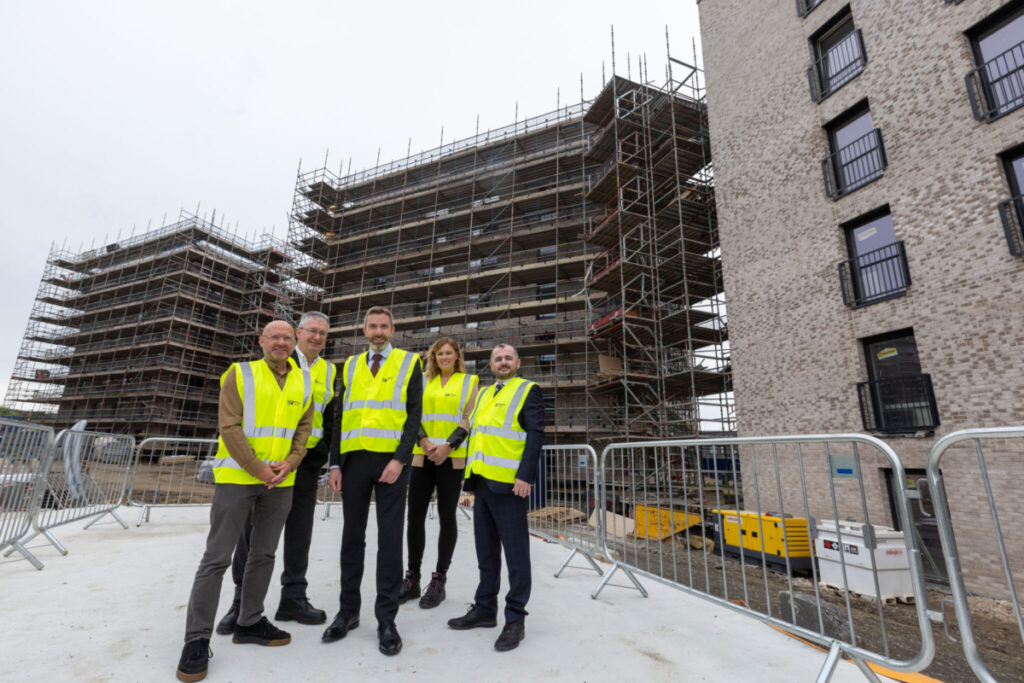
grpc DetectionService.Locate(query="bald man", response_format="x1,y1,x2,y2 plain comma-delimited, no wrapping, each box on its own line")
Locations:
176,320,314,683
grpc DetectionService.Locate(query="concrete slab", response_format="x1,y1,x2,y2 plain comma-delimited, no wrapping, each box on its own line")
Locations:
2,506,892,682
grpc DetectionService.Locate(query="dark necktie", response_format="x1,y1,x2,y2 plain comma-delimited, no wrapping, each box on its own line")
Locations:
370,353,383,377
495,383,504,393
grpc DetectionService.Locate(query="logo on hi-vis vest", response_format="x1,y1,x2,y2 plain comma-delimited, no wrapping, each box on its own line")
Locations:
380,376,392,383
495,401,508,409
288,400,301,406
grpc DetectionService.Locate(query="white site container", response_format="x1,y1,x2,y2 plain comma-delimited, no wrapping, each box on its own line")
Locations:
814,519,914,602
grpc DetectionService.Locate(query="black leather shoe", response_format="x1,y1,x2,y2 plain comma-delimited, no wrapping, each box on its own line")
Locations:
214,601,239,636
378,620,402,656
322,612,360,642
176,638,211,682
232,616,291,646
494,622,525,651
447,605,498,630
398,570,420,604
275,598,327,625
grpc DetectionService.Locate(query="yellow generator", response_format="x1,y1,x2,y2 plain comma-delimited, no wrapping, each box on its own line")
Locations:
712,509,814,572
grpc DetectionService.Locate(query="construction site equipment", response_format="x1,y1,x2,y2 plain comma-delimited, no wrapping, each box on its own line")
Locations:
0,418,57,570
634,504,703,541
4,212,305,439
128,437,219,525
815,519,913,603
926,427,1024,683
595,434,934,682
4,426,136,561
712,509,814,572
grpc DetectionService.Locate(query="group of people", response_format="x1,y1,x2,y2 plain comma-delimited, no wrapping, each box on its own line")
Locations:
176,307,545,682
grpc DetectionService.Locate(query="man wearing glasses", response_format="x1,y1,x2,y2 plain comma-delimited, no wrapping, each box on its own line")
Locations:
215,312,337,634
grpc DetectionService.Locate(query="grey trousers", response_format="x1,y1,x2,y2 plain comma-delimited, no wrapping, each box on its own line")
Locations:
184,483,293,642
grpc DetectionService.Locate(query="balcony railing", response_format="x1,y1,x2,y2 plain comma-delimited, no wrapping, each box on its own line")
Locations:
795,0,825,18
966,38,1024,121
857,374,940,433
822,128,887,199
837,241,910,307
998,194,1024,255
808,30,867,102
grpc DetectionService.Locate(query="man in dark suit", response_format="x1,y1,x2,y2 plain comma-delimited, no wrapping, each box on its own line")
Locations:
215,311,336,633
323,306,422,656
447,343,544,652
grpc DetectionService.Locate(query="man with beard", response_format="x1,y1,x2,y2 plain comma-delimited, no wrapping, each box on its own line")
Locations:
446,343,544,652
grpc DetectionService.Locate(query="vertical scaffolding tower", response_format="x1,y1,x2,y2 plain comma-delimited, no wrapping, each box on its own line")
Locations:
583,57,733,445
4,212,301,438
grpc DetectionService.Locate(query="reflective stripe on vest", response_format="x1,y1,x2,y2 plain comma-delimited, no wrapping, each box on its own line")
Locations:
213,360,312,486
299,356,336,449
339,348,418,454
414,373,477,457
465,378,533,484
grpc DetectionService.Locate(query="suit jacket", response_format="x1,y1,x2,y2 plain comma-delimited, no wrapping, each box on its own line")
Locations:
464,383,545,494
328,350,423,469
293,350,336,471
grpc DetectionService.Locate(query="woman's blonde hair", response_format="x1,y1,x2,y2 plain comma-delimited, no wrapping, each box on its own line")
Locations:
424,337,466,380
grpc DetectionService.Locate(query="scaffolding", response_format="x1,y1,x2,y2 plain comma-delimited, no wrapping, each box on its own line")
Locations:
583,56,733,444
4,212,302,439
290,53,732,444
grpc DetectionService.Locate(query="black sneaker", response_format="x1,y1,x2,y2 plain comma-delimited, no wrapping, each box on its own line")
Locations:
214,601,239,636
232,616,291,646
398,570,420,604
176,638,211,682
447,605,497,630
419,571,446,609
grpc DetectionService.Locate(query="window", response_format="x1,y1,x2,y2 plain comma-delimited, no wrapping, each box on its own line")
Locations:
536,312,557,320
838,209,910,307
967,6,1024,120
809,11,867,101
538,245,557,258
539,353,557,375
999,146,1024,254
796,0,825,19
823,105,886,198
856,329,940,433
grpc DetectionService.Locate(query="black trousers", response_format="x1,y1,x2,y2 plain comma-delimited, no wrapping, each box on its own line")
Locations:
231,458,323,602
406,458,463,575
472,483,531,623
338,451,409,623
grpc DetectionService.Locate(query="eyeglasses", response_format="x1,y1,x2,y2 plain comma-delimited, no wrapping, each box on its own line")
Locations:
299,327,328,338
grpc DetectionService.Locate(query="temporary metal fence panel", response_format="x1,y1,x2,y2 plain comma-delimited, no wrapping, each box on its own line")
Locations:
926,427,1024,683
597,435,934,682
6,427,136,559
128,438,218,525
317,472,342,520
526,445,605,578
0,418,57,569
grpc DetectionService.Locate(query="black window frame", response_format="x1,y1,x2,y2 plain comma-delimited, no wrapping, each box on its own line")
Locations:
965,3,1024,121
998,142,1024,255
796,0,826,19
808,7,867,102
822,101,887,199
837,206,911,308
856,329,940,434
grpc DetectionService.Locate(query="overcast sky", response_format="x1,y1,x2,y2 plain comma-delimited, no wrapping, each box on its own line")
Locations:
0,0,703,402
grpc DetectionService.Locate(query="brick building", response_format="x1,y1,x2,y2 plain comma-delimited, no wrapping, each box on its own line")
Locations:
697,0,1024,596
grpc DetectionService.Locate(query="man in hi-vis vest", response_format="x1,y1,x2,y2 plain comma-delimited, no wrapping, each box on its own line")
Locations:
215,311,336,635
177,320,313,683
323,305,422,656
447,343,544,652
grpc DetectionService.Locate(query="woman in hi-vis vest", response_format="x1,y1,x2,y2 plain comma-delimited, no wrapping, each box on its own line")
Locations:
400,337,479,609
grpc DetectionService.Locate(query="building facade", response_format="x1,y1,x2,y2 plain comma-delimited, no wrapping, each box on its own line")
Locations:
698,0,1024,594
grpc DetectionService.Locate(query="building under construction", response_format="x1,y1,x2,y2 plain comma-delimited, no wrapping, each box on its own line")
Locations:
5,213,302,438
290,58,731,445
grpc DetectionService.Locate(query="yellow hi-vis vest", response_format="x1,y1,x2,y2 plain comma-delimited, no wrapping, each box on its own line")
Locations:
413,372,478,462
213,359,313,486
464,376,535,484
339,348,419,454
288,355,336,449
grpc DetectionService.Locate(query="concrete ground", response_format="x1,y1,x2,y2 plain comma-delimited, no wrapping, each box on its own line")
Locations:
1,505,894,682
